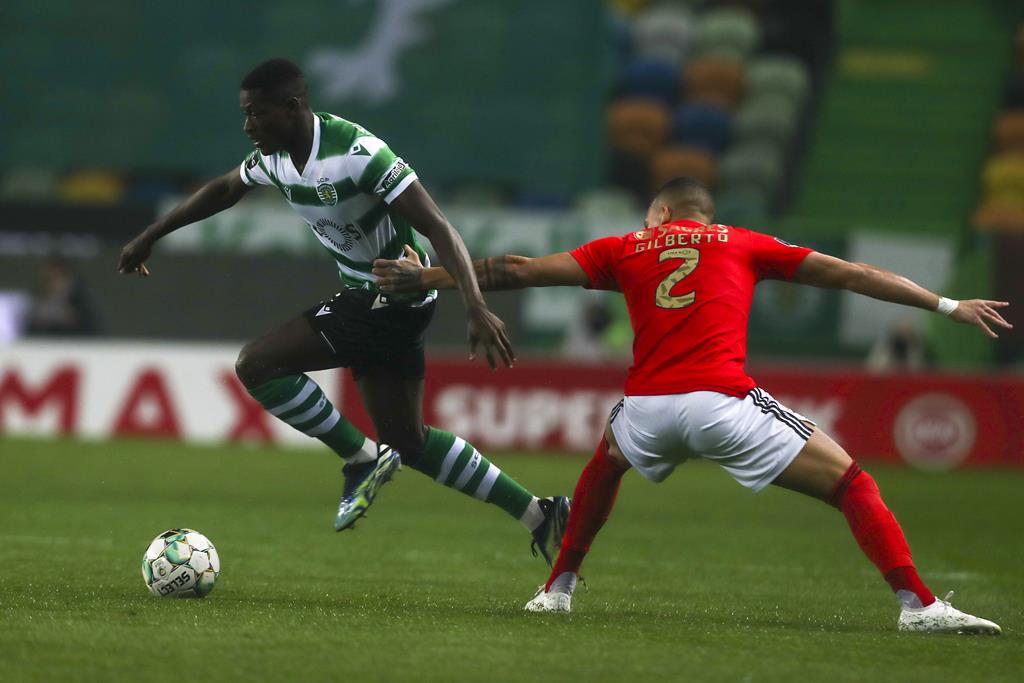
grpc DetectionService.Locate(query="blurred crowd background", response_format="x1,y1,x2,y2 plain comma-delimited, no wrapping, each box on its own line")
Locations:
2,0,1023,371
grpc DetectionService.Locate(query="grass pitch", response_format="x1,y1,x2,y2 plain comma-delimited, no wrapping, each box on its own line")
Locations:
1,437,1021,682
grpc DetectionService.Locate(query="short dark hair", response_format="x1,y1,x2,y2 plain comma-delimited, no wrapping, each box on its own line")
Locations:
240,58,307,102
653,177,715,219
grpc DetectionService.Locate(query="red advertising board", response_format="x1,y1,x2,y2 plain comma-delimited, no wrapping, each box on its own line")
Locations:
3,343,1020,470
754,367,1024,470
339,358,627,453
340,357,1024,470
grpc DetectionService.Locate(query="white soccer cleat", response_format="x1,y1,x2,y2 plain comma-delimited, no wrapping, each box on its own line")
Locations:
524,572,576,613
898,591,1002,635
524,586,572,613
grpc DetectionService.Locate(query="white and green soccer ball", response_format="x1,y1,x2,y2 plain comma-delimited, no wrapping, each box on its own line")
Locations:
141,528,220,597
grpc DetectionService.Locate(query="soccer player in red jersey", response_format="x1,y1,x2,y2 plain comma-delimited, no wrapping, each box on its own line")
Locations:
372,178,1009,633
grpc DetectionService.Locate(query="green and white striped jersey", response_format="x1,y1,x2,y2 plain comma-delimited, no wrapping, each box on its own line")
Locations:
239,112,433,300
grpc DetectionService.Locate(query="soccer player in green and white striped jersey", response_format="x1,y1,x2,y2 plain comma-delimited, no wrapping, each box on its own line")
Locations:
117,58,569,566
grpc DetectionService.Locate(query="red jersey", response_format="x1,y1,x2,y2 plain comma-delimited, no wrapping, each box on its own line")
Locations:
570,220,813,397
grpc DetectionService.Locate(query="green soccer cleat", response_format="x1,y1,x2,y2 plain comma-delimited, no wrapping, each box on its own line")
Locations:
334,446,402,532
530,496,571,567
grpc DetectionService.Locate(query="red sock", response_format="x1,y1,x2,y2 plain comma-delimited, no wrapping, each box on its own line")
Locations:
831,463,935,607
546,436,627,591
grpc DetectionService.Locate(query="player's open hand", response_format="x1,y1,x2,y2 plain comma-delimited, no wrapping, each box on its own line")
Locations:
118,234,154,277
467,304,515,370
949,299,1012,338
372,245,424,293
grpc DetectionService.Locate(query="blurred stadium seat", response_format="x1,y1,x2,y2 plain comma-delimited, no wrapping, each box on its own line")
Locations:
683,58,746,109
972,204,1024,233
651,145,717,190
0,168,58,201
632,3,694,66
982,154,1024,208
57,171,125,205
714,186,770,225
720,141,784,196
671,102,731,154
694,7,760,63
733,93,799,146
608,99,672,156
971,21,1024,242
617,59,681,106
746,55,811,107
994,110,1024,153
606,3,823,215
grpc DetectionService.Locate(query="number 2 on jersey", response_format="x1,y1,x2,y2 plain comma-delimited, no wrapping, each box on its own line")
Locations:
655,248,700,309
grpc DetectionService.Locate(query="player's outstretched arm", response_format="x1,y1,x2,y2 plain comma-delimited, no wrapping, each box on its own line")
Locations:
793,251,1012,338
389,180,514,368
373,247,590,292
117,169,250,276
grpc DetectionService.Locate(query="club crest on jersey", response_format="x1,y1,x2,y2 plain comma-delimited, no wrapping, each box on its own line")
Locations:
316,179,338,206
282,186,292,201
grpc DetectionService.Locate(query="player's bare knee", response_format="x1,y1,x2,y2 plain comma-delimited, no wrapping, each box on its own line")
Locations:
775,428,854,501
235,343,272,389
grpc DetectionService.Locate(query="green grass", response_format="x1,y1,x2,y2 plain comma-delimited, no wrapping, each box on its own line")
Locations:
1,438,1021,682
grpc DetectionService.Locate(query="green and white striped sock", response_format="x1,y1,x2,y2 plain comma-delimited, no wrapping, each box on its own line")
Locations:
410,427,544,530
248,376,375,464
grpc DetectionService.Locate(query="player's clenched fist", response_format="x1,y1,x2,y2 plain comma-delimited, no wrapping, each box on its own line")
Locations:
118,234,153,276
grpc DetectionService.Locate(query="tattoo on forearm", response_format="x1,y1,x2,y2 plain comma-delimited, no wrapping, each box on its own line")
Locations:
472,256,521,290
491,257,519,289
482,257,493,289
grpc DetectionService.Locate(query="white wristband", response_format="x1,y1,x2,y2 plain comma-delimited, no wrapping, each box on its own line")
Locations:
936,296,959,316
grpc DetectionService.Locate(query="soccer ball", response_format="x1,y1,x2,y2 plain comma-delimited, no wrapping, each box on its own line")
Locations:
141,528,221,597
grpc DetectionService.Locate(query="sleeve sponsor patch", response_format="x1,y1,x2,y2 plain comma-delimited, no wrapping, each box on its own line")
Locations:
245,152,260,170
375,159,408,195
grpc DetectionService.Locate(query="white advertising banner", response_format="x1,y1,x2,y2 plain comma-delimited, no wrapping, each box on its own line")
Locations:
0,341,342,447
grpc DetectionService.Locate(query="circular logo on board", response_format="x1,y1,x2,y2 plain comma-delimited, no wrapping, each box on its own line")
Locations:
317,181,338,206
893,393,976,471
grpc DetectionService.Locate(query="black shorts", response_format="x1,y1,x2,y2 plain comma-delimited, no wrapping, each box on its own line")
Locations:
304,289,435,380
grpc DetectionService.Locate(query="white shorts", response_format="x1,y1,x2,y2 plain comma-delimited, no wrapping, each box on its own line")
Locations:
609,387,815,491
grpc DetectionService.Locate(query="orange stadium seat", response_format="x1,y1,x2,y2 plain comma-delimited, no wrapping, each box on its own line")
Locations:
607,99,672,157
994,111,1024,153
972,204,1024,233
684,58,745,110
650,145,718,190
